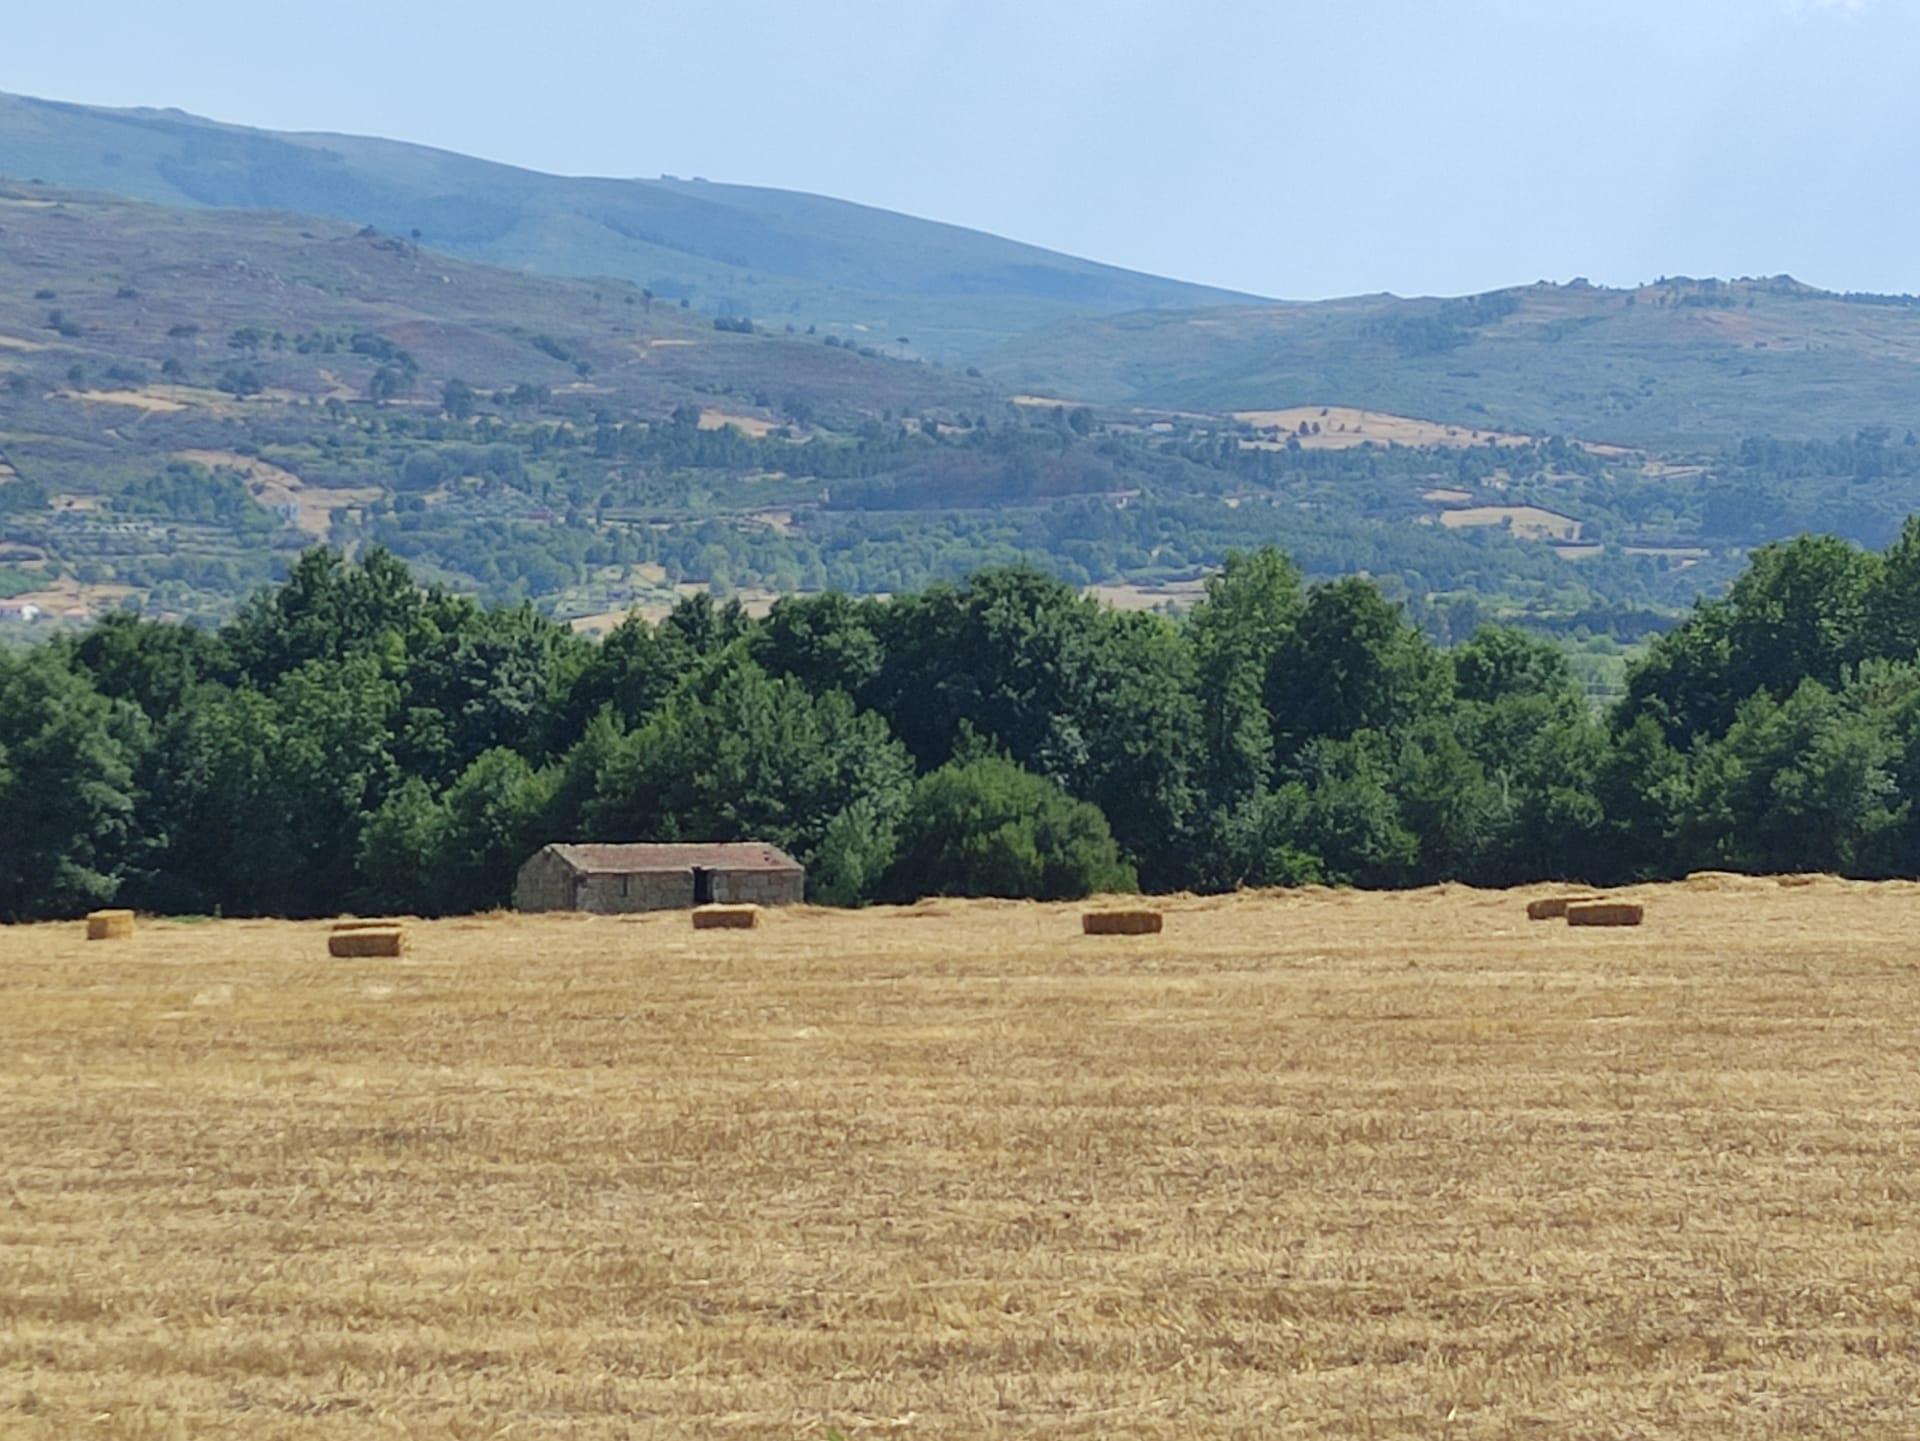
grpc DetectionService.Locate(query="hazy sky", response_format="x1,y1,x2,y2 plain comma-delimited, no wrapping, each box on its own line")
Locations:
5,0,1917,299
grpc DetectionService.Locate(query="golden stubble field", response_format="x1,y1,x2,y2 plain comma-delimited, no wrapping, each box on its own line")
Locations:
5,877,1920,1438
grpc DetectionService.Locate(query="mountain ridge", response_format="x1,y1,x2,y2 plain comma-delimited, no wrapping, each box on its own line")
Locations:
984,275,1920,450
0,91,1268,359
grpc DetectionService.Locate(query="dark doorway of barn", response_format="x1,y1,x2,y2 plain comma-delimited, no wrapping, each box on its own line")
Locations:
692,867,715,904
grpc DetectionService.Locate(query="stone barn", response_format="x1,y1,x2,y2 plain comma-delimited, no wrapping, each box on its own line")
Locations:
513,842,806,914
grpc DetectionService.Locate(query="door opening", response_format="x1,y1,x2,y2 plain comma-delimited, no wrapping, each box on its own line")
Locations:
692,867,715,905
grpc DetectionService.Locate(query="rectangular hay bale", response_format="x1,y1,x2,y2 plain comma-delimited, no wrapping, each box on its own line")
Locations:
1526,895,1601,921
1566,901,1645,928
328,926,406,958
85,909,135,941
1083,910,1164,936
692,904,759,930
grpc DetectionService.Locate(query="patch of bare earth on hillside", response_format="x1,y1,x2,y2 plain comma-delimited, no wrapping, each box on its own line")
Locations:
1236,405,1534,450
177,449,383,540
1434,504,1583,541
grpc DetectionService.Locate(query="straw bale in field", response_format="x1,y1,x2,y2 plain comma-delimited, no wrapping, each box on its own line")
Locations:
85,909,135,941
1684,870,1765,892
328,926,406,958
1566,901,1645,927
1526,895,1601,921
692,904,760,930
1083,909,1164,935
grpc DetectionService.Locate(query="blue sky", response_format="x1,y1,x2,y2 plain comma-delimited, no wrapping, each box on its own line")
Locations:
5,0,1916,299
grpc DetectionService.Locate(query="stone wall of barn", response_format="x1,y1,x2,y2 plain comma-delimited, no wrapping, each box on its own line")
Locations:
576,869,697,914
512,850,580,912
711,868,806,906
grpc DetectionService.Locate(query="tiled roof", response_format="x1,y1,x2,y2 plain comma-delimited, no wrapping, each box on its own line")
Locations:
547,842,802,874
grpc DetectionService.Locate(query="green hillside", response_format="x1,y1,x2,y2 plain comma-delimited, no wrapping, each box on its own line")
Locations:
986,278,1920,450
13,183,1920,650
0,92,1263,360
0,183,1754,639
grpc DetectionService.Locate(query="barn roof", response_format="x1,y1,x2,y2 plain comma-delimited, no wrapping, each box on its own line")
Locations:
545,842,802,874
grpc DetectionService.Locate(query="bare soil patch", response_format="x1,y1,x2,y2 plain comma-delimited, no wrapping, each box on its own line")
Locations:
697,408,780,437
1236,406,1534,451
51,387,188,414
177,449,383,540
1437,504,1583,541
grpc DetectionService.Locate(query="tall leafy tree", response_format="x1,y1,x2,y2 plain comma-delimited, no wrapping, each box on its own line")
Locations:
0,649,141,920
589,659,913,891
1188,548,1304,812
880,754,1136,901
865,566,1197,883
223,547,426,686
1269,578,1448,757
1678,680,1902,875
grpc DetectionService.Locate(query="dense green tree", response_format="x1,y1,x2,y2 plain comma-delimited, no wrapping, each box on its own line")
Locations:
441,377,477,420
1279,733,1419,888
1270,578,1448,756
865,567,1197,883
1187,548,1303,812
1591,714,1692,883
135,658,399,916
65,611,233,718
589,659,913,890
0,650,141,920
1722,536,1878,704
1864,517,1920,661
223,547,426,685
353,776,445,915
1615,599,1736,746
1452,626,1573,705
1390,717,1498,882
1622,536,1879,744
397,598,580,781
427,749,559,913
880,754,1135,901
1679,679,1903,875
753,591,884,698
16,532,1920,916
1205,786,1327,890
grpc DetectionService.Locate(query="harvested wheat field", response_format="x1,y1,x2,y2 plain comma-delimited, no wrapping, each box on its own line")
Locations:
6,878,1920,1437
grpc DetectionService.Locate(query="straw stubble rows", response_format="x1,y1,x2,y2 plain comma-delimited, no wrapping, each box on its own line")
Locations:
4,878,1920,1437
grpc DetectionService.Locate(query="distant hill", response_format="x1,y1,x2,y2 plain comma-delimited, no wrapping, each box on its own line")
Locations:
0,92,1264,360
10,162,1920,641
985,278,1920,450
0,180,992,423
0,182,1768,639
0,180,1025,614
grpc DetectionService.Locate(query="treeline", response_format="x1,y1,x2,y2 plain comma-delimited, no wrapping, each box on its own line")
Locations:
9,530,1920,921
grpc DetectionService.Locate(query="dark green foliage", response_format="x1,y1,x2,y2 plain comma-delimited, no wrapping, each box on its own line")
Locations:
0,648,140,920
115,463,280,534
16,530,1920,919
1189,548,1304,812
880,755,1136,901
860,567,1198,887
586,657,914,895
